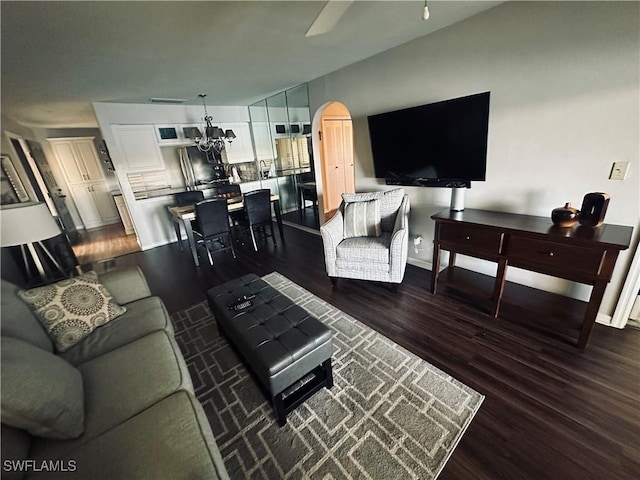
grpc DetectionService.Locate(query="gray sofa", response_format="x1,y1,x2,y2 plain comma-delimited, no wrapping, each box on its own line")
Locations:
1,266,229,480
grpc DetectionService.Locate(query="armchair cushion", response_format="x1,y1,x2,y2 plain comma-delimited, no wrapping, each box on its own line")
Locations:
343,199,381,238
337,233,391,264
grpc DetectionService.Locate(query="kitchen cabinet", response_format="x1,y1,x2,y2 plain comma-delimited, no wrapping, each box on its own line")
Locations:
113,193,135,234
69,182,119,229
112,125,164,171
49,137,105,184
49,136,118,229
154,124,201,145
250,122,275,161
222,122,255,164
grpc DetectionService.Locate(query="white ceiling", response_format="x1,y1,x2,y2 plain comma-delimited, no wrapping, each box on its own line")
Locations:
1,1,502,129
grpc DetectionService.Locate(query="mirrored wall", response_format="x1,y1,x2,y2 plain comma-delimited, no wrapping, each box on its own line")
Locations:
249,84,318,231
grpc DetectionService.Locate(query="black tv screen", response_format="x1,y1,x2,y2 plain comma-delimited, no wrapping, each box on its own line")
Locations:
368,92,490,187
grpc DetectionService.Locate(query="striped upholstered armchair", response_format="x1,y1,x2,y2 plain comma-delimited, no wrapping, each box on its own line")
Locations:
320,188,410,290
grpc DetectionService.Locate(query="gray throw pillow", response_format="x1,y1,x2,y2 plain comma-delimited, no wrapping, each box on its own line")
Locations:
343,199,381,238
1,337,85,439
18,271,126,352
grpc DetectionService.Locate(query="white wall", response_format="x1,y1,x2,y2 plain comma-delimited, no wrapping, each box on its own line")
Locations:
308,1,639,318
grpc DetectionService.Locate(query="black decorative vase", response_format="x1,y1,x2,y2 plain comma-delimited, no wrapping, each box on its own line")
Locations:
551,202,580,228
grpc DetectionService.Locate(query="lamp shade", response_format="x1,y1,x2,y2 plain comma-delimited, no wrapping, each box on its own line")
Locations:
211,127,225,139
1,203,61,247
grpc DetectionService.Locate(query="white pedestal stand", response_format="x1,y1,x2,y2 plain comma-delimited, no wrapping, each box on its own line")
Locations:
450,187,466,211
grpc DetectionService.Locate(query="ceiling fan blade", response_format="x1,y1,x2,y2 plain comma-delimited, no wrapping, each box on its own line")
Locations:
305,1,354,37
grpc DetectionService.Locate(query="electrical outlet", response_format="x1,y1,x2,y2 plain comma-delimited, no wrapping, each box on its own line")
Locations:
609,162,630,180
413,235,423,254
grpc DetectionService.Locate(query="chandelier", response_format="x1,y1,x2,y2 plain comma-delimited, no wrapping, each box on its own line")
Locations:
193,94,236,153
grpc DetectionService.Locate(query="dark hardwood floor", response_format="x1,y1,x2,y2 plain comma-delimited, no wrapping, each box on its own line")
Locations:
281,204,320,231
89,224,640,480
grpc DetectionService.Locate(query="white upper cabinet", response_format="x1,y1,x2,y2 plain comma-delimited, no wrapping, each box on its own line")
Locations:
221,122,255,164
112,125,164,171
250,122,275,161
154,124,201,145
49,137,105,184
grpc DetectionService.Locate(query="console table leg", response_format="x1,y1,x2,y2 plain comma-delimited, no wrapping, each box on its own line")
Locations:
491,259,508,317
578,281,608,350
431,242,441,294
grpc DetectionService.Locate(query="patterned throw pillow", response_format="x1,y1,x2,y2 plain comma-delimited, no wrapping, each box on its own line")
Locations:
343,199,382,238
18,271,127,352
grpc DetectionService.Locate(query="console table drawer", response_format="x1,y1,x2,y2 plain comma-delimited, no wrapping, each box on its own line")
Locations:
506,236,604,276
439,223,504,255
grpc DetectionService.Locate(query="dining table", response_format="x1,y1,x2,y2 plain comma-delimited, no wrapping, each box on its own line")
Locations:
168,193,284,267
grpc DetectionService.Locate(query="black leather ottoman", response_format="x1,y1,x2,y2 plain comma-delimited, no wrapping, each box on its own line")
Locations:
207,274,333,426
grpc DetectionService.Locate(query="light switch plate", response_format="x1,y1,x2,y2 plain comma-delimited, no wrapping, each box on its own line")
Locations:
609,161,630,180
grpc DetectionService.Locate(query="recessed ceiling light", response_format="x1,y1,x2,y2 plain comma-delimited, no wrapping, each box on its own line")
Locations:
148,97,187,104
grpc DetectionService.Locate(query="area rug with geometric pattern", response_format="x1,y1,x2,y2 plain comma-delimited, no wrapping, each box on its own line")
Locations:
171,272,484,480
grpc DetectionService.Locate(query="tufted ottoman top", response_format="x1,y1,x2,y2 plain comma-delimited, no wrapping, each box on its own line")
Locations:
207,274,333,395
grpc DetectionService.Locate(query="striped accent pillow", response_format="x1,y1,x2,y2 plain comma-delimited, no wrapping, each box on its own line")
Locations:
343,199,382,238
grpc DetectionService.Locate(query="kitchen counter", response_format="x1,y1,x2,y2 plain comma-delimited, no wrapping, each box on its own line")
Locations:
134,178,284,201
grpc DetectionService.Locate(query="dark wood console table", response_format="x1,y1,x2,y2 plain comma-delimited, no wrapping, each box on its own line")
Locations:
430,209,633,349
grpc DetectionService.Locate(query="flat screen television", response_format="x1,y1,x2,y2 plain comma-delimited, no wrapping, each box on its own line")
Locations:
368,92,490,188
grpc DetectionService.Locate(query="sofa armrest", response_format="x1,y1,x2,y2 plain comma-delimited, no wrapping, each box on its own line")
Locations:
320,207,345,277
98,266,152,305
389,195,410,283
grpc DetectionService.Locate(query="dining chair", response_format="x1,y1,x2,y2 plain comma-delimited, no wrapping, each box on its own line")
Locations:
213,184,241,198
175,190,205,232
237,189,275,252
192,199,236,265
212,184,243,225
175,190,204,206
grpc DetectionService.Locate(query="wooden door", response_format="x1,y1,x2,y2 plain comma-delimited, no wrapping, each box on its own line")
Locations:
342,119,355,195
321,118,355,212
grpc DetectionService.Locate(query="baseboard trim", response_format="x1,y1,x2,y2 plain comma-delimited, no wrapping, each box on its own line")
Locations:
407,257,431,270
596,313,619,328
141,238,172,251
282,220,320,236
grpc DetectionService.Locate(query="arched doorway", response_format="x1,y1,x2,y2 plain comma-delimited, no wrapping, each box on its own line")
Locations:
312,102,355,221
